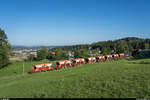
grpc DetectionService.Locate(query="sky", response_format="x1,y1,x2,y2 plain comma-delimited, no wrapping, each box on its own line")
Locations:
0,0,150,46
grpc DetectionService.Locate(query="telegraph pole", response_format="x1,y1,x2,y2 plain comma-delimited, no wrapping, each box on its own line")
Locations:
22,57,24,76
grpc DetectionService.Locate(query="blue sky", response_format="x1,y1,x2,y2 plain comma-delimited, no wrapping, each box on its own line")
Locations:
0,0,150,46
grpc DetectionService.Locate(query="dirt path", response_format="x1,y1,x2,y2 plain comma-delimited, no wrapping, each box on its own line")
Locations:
9,55,28,61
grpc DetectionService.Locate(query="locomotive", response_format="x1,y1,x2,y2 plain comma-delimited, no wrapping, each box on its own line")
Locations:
29,63,56,73
29,53,131,74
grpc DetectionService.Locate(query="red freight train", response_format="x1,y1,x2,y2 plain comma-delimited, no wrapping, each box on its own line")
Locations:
29,53,131,74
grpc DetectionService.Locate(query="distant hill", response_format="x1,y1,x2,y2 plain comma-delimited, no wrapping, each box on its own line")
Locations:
51,37,150,54
118,37,143,41
92,37,146,45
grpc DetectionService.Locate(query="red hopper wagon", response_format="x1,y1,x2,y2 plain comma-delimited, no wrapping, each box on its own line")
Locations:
119,53,125,58
96,56,105,62
112,54,119,60
91,57,96,63
85,57,92,64
56,61,66,69
64,60,72,68
73,59,81,66
29,63,53,73
105,55,113,61
80,58,85,64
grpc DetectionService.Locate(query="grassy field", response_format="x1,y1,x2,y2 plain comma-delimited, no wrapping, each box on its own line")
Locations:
0,57,150,98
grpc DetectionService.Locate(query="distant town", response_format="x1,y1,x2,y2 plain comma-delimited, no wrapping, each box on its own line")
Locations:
12,49,38,56
12,46,56,55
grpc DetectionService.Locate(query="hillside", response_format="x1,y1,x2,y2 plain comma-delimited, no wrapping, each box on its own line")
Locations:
0,58,150,98
52,37,150,54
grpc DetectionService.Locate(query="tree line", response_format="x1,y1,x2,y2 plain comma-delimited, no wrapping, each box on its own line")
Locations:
49,37,150,56
28,46,90,61
0,28,11,69
27,47,68,61
28,37,150,61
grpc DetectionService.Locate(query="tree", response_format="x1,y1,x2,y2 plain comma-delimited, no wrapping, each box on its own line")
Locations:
37,46,47,60
144,43,149,49
0,28,11,68
47,48,68,60
27,54,36,61
101,47,110,55
0,29,7,45
55,48,67,60
47,51,56,60
116,40,129,53
128,45,134,52
74,49,89,58
74,50,81,58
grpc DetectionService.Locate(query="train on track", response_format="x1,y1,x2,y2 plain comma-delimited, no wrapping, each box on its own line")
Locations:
29,53,132,74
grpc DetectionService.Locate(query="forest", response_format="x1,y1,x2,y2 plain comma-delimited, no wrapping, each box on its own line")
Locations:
48,37,150,58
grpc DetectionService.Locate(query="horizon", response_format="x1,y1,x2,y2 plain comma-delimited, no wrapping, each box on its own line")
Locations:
12,36,149,47
0,0,150,46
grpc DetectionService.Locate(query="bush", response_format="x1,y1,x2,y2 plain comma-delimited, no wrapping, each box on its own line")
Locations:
26,54,37,61
134,49,150,59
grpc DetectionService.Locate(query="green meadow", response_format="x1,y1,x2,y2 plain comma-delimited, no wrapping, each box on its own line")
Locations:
0,57,150,98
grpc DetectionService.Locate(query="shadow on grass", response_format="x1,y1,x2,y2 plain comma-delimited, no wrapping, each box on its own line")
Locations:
124,56,150,64
129,61,150,64
126,56,150,61
0,62,12,70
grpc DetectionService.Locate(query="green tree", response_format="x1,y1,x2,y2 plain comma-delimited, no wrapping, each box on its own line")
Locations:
101,47,110,55
27,54,36,61
55,48,67,60
0,28,11,68
74,50,81,58
37,46,47,60
116,40,129,53
74,49,89,58
47,51,56,60
144,43,149,49
128,45,134,52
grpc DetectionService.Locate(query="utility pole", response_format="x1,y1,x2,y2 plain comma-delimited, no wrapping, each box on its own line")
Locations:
22,57,24,76
31,55,33,66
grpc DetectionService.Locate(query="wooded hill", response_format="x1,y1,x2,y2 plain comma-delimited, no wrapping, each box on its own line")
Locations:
52,37,150,55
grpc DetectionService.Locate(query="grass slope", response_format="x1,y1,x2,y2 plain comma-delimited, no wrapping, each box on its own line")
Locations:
0,58,150,98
